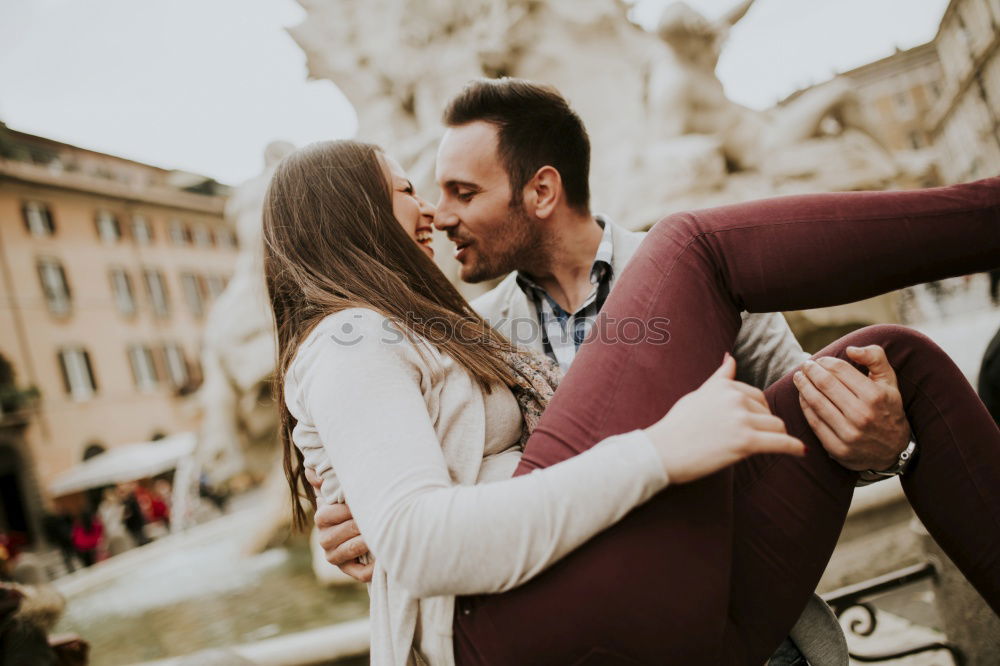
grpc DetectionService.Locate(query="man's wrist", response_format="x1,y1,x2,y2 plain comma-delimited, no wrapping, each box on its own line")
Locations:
858,438,916,484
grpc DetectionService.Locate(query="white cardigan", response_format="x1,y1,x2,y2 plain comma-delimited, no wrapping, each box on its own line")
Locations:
287,308,669,665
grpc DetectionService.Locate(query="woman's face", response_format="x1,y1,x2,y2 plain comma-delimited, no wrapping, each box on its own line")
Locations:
382,154,436,258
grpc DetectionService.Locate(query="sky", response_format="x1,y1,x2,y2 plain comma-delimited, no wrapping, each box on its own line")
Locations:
0,0,951,185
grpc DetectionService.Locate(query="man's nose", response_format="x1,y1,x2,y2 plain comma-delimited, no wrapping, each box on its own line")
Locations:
433,207,457,231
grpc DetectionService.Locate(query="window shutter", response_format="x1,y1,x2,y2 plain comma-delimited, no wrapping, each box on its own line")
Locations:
58,263,71,300
83,350,97,392
57,351,72,394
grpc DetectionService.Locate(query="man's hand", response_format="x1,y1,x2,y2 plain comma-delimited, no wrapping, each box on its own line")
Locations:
792,345,910,472
315,503,374,583
304,467,374,583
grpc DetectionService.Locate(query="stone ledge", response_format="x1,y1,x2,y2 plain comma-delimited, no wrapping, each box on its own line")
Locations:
138,619,370,666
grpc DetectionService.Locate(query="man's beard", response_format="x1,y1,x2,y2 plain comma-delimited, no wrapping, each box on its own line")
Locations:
462,203,548,283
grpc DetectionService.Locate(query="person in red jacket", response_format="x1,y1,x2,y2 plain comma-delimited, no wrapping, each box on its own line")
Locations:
70,512,103,567
148,480,171,529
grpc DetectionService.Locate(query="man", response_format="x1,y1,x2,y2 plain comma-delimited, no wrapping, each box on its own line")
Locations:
315,78,913,663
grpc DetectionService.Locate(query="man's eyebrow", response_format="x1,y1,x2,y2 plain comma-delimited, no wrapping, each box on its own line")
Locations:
443,179,480,190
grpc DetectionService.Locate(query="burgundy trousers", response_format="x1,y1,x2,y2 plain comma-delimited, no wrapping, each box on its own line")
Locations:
453,177,1000,665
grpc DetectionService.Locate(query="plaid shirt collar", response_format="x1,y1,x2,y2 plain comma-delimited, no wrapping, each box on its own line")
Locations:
515,216,615,370
515,215,614,301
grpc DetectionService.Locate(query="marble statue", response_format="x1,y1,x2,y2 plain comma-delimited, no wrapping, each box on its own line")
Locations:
196,141,295,487
633,0,913,224
289,0,921,236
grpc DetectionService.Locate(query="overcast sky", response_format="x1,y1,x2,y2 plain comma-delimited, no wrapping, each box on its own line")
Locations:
0,0,950,185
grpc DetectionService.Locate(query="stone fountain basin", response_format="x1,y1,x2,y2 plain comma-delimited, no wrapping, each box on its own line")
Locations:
52,497,369,666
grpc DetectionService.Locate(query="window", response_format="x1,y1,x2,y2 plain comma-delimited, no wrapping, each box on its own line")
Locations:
908,131,923,150
168,219,190,246
206,275,227,299
127,345,159,389
894,91,911,116
58,347,97,400
180,272,204,317
214,227,238,249
143,269,170,317
162,344,188,388
23,202,55,236
82,442,106,460
109,268,136,316
131,215,153,245
192,224,213,248
96,211,121,243
37,258,71,315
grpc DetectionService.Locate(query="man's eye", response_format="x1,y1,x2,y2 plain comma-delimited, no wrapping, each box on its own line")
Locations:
457,192,474,202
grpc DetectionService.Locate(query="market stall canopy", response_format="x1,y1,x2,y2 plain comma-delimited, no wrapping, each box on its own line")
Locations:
49,432,196,497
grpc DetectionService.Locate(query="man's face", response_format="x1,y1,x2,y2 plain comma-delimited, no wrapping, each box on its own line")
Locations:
434,122,541,283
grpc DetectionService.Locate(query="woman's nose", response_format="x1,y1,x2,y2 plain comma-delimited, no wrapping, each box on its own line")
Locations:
418,195,436,218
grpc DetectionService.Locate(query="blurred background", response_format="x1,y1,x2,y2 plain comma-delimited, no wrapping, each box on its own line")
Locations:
1,0,998,664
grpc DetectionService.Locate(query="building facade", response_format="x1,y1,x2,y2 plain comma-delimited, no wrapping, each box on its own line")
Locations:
930,0,1000,184
0,125,236,541
782,0,999,186
837,42,945,154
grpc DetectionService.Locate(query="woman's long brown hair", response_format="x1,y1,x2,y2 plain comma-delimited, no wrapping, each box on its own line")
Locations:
262,140,521,529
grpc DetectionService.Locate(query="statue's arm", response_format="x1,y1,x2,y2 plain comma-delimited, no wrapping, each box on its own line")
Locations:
721,0,756,28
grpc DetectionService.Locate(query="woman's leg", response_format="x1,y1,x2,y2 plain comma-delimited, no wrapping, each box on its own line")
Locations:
454,326,868,665
454,178,1000,664
521,176,1000,472
457,326,1000,665
732,325,1000,658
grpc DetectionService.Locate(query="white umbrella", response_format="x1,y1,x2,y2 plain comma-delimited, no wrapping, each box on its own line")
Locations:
49,432,196,497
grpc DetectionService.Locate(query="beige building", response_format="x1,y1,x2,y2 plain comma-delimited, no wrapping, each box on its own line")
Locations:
785,0,1000,186
838,42,945,154
0,124,236,542
930,0,1000,184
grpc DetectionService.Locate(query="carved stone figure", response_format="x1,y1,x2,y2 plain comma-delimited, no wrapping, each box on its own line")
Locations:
289,0,922,237
196,141,294,486
637,1,914,222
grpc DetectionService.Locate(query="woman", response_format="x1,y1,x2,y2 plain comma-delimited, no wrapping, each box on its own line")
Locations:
264,140,1000,665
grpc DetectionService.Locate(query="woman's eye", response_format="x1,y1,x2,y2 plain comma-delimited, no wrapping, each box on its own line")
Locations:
457,192,474,202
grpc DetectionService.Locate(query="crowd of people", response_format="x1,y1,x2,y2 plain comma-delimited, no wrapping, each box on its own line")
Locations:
43,480,172,573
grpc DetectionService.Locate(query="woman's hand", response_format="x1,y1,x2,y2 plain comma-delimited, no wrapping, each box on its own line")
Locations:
315,503,374,583
304,467,374,583
645,354,805,484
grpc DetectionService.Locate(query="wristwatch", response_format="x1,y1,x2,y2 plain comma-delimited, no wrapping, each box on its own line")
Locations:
857,438,916,484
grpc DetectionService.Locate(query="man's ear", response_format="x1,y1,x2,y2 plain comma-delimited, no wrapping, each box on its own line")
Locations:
523,166,561,219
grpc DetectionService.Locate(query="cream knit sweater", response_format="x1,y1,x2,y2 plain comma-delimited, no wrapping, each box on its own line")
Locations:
286,309,669,665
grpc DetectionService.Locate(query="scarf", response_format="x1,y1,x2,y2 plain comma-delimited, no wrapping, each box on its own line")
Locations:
502,348,562,447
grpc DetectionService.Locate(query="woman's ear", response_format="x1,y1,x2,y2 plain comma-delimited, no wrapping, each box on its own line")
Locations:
523,166,562,219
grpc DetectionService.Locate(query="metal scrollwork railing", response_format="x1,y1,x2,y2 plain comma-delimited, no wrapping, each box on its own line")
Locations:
820,562,965,665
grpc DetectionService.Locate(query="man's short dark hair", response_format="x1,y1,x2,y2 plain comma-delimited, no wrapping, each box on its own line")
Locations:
443,78,591,213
